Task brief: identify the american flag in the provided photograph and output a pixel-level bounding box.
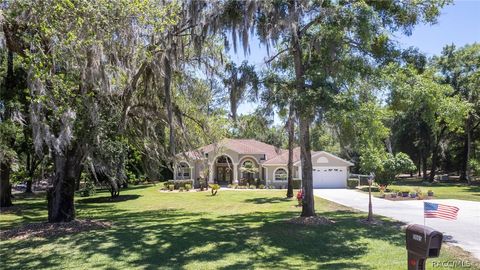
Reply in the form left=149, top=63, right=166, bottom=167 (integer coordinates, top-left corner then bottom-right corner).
left=424, top=202, right=459, bottom=220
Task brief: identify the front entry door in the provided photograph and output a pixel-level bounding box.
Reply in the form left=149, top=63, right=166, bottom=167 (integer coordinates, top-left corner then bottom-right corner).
left=216, top=167, right=232, bottom=184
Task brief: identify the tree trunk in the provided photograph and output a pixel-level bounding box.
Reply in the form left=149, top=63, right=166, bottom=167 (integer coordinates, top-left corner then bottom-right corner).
left=286, top=102, right=295, bottom=198
left=429, top=127, right=446, bottom=182
left=47, top=145, right=83, bottom=223
left=0, top=162, right=13, bottom=207
left=465, top=124, right=472, bottom=185
left=460, top=118, right=473, bottom=185
left=422, top=154, right=428, bottom=181
left=417, top=151, right=421, bottom=177
left=289, top=0, right=315, bottom=217
left=300, top=116, right=315, bottom=217
left=164, top=54, right=175, bottom=157
left=25, top=152, right=33, bottom=193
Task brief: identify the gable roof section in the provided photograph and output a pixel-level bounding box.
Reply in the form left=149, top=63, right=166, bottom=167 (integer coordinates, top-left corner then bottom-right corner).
left=179, top=139, right=283, bottom=161
left=262, top=147, right=302, bottom=165
left=293, top=151, right=354, bottom=166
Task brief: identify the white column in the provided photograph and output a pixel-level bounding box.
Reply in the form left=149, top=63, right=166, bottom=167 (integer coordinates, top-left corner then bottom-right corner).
left=208, top=163, right=214, bottom=183
left=233, top=163, right=238, bottom=184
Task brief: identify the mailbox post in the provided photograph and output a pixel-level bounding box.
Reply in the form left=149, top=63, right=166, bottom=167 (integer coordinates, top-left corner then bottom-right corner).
left=406, top=224, right=443, bottom=270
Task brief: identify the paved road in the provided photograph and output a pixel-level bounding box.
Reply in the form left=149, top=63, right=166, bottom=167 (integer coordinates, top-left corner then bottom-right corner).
left=314, top=189, right=480, bottom=260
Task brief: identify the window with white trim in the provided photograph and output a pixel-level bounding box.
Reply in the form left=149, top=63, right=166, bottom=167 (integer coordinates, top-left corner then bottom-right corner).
left=176, top=162, right=190, bottom=179
left=274, top=168, right=287, bottom=181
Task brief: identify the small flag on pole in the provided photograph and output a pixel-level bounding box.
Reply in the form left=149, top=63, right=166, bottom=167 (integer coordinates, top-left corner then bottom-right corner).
left=424, top=202, right=459, bottom=220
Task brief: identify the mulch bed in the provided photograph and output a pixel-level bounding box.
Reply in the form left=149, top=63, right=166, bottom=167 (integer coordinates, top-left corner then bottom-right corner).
left=380, top=196, right=434, bottom=201
left=0, top=219, right=112, bottom=241
left=287, top=216, right=334, bottom=226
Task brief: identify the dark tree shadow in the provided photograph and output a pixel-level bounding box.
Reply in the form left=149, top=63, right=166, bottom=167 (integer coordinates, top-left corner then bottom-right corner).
left=77, top=194, right=141, bottom=204
left=244, top=197, right=293, bottom=204
left=1, top=202, right=409, bottom=270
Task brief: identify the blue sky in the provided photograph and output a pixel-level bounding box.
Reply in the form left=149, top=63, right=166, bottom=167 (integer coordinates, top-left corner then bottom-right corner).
left=229, top=1, right=480, bottom=121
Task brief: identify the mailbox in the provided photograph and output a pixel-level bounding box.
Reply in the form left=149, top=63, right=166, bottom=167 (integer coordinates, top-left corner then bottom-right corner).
left=406, top=224, right=443, bottom=270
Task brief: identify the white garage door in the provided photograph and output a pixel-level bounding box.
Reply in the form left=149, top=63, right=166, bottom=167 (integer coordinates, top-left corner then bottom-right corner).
left=312, top=167, right=347, bottom=188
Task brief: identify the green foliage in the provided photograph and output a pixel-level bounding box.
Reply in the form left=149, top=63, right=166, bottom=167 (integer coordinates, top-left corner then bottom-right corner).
left=347, top=179, right=359, bottom=189
left=310, top=124, right=340, bottom=154
left=209, top=184, right=220, bottom=196
left=292, top=179, right=302, bottom=189
left=164, top=180, right=194, bottom=190
left=469, top=159, right=480, bottom=176
left=362, top=152, right=416, bottom=187
left=231, top=112, right=287, bottom=148
left=184, top=184, right=192, bottom=191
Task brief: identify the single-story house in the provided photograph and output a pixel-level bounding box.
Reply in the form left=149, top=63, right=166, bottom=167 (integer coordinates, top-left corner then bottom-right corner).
left=174, top=139, right=354, bottom=188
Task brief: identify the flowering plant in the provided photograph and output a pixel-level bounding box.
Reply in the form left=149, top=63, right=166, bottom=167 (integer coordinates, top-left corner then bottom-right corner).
left=296, top=190, right=303, bottom=206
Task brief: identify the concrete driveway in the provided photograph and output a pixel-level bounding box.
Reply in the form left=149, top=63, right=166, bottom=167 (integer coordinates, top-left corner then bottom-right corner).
left=314, top=189, right=480, bottom=259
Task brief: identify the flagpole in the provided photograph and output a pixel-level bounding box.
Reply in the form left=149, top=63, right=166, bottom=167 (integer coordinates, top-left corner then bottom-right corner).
left=423, top=202, right=426, bottom=242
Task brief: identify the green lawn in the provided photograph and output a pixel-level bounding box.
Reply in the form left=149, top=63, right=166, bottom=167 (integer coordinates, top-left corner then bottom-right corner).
left=360, top=179, right=480, bottom=201
left=1, top=185, right=478, bottom=269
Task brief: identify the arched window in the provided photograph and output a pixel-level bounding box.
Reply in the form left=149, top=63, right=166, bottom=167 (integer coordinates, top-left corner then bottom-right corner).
left=177, top=162, right=190, bottom=179
left=216, top=156, right=232, bottom=164
left=274, top=168, right=287, bottom=181
left=241, top=160, right=258, bottom=180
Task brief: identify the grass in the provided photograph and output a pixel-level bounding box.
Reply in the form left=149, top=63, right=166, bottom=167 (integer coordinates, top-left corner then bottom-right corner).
left=1, top=185, right=479, bottom=269
left=359, top=178, right=480, bottom=202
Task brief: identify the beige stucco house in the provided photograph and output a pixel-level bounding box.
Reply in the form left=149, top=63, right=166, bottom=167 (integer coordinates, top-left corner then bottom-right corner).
left=174, top=139, right=354, bottom=188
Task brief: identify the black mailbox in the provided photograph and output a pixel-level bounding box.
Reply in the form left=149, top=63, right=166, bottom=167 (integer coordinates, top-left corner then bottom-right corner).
left=406, top=224, right=443, bottom=270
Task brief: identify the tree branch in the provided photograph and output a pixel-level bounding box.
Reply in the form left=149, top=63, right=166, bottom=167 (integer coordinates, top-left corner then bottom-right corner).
left=264, top=47, right=289, bottom=64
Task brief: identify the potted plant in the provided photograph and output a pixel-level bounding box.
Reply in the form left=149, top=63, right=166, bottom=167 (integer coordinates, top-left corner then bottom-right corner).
left=409, top=192, right=416, bottom=198
left=402, top=190, right=409, bottom=197
left=427, top=190, right=434, bottom=196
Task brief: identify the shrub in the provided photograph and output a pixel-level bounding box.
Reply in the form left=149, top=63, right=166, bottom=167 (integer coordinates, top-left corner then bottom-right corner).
left=361, top=149, right=416, bottom=188
left=209, top=184, right=220, bottom=196
left=292, top=179, right=302, bottom=189
left=164, top=179, right=194, bottom=189
left=185, top=184, right=192, bottom=191
left=249, top=185, right=256, bottom=189
left=469, top=159, right=480, bottom=176
left=347, top=179, right=359, bottom=189
left=168, top=184, right=174, bottom=191
left=258, top=184, right=265, bottom=189
left=80, top=180, right=96, bottom=197
left=179, top=187, right=185, bottom=192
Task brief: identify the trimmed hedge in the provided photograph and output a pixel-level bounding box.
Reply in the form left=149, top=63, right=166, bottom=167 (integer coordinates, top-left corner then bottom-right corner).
left=164, top=179, right=194, bottom=189
left=292, top=179, right=302, bottom=189
left=347, top=179, right=359, bottom=189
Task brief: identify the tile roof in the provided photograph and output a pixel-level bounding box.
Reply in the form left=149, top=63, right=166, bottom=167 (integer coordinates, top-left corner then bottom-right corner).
left=178, top=139, right=344, bottom=166
left=201, top=139, right=284, bottom=160
left=262, top=147, right=302, bottom=165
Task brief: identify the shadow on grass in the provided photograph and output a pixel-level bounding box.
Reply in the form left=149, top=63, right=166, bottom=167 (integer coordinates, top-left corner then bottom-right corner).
left=77, top=194, right=141, bottom=204
left=1, top=201, right=405, bottom=270
left=244, top=197, right=293, bottom=204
